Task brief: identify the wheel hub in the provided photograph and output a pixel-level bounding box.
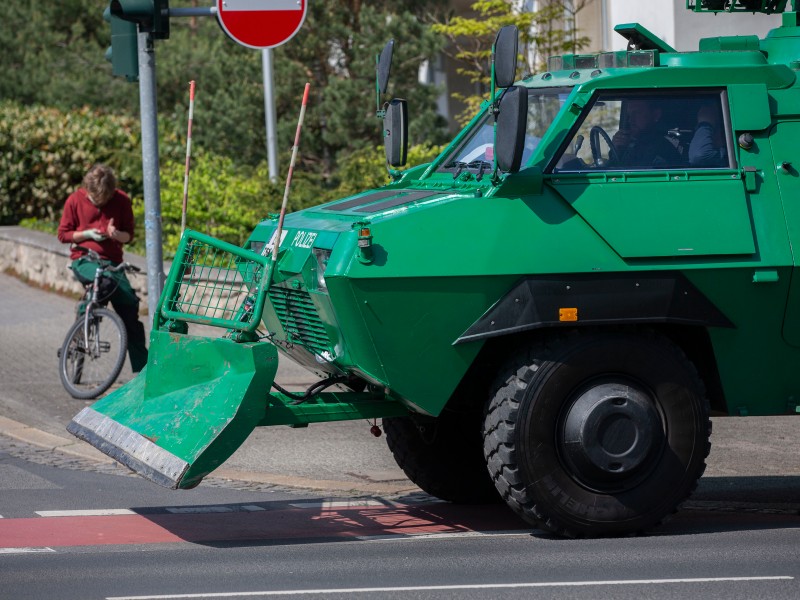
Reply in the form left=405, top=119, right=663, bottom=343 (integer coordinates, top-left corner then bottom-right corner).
left=560, top=380, right=664, bottom=488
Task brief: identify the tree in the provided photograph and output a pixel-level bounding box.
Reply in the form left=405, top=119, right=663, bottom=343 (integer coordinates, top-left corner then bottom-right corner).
left=433, top=0, right=590, bottom=125
left=0, top=1, right=449, bottom=185
left=272, top=1, right=449, bottom=179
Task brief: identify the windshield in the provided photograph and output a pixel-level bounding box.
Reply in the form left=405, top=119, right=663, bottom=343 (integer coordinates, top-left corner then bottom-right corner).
left=438, top=87, right=572, bottom=174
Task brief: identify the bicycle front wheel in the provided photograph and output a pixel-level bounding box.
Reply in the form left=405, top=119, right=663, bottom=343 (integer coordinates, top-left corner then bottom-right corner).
left=58, top=307, right=128, bottom=400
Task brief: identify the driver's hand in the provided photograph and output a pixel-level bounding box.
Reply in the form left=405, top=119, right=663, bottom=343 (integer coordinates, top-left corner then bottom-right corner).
left=612, top=129, right=632, bottom=148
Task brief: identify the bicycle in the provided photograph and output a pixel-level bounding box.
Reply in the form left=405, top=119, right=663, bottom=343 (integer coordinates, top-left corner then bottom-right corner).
left=58, top=247, right=142, bottom=400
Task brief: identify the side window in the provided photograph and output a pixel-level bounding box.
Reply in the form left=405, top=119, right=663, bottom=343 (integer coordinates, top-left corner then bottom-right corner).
left=553, top=90, right=732, bottom=172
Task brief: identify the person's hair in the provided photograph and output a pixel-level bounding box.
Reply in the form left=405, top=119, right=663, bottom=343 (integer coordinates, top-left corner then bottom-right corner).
left=83, top=164, right=117, bottom=203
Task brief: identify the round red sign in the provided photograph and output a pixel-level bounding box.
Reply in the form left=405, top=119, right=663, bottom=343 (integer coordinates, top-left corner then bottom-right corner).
left=216, top=0, right=307, bottom=50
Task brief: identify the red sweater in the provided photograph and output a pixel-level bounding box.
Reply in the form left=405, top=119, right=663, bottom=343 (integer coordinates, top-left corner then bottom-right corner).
left=57, top=188, right=135, bottom=264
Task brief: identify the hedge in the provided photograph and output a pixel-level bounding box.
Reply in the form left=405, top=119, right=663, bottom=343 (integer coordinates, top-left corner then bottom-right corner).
left=5, top=101, right=444, bottom=257
left=0, top=101, right=141, bottom=224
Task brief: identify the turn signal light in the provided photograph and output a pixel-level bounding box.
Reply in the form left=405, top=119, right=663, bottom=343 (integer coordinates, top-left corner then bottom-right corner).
left=559, top=307, right=578, bottom=322
left=358, top=227, right=372, bottom=248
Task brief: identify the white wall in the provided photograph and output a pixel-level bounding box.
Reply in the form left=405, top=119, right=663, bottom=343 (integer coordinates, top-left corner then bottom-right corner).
left=605, top=0, right=781, bottom=52
left=608, top=0, right=676, bottom=50
left=672, top=2, right=780, bottom=51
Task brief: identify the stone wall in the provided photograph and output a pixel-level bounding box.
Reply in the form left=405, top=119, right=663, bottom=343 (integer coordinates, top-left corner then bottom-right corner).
left=0, top=227, right=251, bottom=323
left=0, top=226, right=150, bottom=301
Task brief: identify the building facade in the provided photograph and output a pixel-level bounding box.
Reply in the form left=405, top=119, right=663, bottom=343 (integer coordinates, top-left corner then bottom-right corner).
left=578, top=0, right=781, bottom=52
left=435, top=0, right=783, bottom=131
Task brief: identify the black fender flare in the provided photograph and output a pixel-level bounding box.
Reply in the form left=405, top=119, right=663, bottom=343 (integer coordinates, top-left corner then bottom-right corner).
left=455, top=272, right=733, bottom=344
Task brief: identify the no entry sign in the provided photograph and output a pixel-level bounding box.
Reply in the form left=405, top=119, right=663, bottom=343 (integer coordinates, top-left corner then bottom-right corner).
left=216, top=0, right=307, bottom=49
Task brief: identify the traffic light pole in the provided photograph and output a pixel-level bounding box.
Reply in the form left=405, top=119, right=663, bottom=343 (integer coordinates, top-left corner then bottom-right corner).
left=137, top=30, right=165, bottom=319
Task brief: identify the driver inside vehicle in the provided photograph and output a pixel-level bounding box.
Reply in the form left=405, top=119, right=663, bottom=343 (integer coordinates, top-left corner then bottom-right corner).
left=611, top=99, right=682, bottom=168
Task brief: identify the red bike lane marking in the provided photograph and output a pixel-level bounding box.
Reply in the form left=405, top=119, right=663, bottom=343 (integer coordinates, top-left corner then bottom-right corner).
left=0, top=503, right=527, bottom=549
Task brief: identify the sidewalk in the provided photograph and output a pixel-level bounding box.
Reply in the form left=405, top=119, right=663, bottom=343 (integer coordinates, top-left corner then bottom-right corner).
left=1, top=227, right=799, bottom=503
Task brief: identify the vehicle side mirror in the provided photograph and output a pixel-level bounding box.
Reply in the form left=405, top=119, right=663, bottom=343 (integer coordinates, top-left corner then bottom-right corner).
left=494, top=25, right=519, bottom=89
left=383, top=98, right=408, bottom=167
left=378, top=40, right=394, bottom=94
left=496, top=86, right=527, bottom=173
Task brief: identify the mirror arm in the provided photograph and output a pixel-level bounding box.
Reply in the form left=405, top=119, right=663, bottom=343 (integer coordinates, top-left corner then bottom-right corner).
left=375, top=53, right=385, bottom=119
left=387, top=168, right=403, bottom=181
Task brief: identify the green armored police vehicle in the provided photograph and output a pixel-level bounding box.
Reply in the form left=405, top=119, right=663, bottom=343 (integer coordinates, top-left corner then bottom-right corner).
left=69, top=0, right=799, bottom=537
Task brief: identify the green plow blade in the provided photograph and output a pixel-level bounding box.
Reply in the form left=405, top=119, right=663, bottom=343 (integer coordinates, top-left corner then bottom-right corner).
left=67, top=330, right=278, bottom=489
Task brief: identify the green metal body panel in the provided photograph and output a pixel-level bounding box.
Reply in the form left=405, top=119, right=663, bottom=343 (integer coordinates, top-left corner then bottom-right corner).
left=260, top=391, right=410, bottom=426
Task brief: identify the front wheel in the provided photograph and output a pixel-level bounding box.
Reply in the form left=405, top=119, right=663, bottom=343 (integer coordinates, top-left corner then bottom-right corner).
left=59, top=307, right=128, bottom=400
left=384, top=411, right=500, bottom=504
left=483, top=331, right=710, bottom=538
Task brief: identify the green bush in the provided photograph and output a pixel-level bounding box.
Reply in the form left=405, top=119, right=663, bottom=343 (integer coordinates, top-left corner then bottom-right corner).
left=334, top=143, right=444, bottom=198
left=5, top=101, right=448, bottom=258
left=0, top=101, right=141, bottom=224
left=145, top=143, right=444, bottom=257
left=137, top=152, right=277, bottom=257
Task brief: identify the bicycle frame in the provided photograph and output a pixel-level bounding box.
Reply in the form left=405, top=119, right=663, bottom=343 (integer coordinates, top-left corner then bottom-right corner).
left=79, top=266, right=105, bottom=359
left=76, top=252, right=132, bottom=359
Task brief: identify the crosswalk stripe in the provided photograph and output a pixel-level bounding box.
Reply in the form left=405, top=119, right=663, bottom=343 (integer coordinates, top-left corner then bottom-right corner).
left=36, top=509, right=135, bottom=517
left=0, top=547, right=55, bottom=554
left=289, top=500, right=384, bottom=509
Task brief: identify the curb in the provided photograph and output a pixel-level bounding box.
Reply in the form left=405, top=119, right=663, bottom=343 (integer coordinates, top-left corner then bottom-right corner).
left=0, top=415, right=114, bottom=464
left=0, top=415, right=419, bottom=497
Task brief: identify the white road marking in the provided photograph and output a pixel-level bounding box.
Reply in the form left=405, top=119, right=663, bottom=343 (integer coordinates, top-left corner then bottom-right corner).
left=356, top=530, right=532, bottom=542
left=34, top=506, right=267, bottom=517
left=0, top=547, right=55, bottom=554
left=107, top=576, right=795, bottom=599
left=166, top=506, right=235, bottom=514
left=288, top=500, right=384, bottom=509
left=36, top=509, right=135, bottom=517
left=166, top=505, right=266, bottom=514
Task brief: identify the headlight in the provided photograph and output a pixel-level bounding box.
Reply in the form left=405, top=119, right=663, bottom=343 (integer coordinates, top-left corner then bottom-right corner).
left=248, top=240, right=265, bottom=255
left=312, top=248, right=331, bottom=292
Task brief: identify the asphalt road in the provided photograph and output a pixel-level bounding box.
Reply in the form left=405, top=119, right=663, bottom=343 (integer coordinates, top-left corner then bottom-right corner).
left=1, top=436, right=799, bottom=600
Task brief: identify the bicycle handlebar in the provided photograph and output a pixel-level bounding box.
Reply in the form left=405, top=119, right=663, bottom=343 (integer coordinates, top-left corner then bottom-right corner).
left=71, top=245, right=144, bottom=275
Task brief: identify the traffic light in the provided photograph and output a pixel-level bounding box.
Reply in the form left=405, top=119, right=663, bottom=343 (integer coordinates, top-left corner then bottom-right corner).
left=110, top=0, right=170, bottom=40
left=104, top=6, right=139, bottom=82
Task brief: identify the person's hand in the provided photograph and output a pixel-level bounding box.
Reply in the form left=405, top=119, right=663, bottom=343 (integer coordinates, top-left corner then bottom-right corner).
left=106, top=218, right=129, bottom=243
left=80, top=229, right=107, bottom=242
left=612, top=129, right=632, bottom=148
left=107, top=218, right=119, bottom=241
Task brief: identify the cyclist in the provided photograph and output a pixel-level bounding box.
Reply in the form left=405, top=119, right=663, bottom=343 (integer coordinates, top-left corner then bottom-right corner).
left=57, top=164, right=148, bottom=373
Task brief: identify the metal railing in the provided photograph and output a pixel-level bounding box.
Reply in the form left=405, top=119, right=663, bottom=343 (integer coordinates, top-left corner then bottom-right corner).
left=157, top=230, right=270, bottom=333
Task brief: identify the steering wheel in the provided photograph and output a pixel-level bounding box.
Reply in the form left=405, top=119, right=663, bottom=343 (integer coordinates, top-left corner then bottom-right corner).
left=589, top=126, right=619, bottom=167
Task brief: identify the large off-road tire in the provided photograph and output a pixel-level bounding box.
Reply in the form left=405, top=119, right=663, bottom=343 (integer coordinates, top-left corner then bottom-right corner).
left=483, top=331, right=711, bottom=537
left=384, top=411, right=501, bottom=504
